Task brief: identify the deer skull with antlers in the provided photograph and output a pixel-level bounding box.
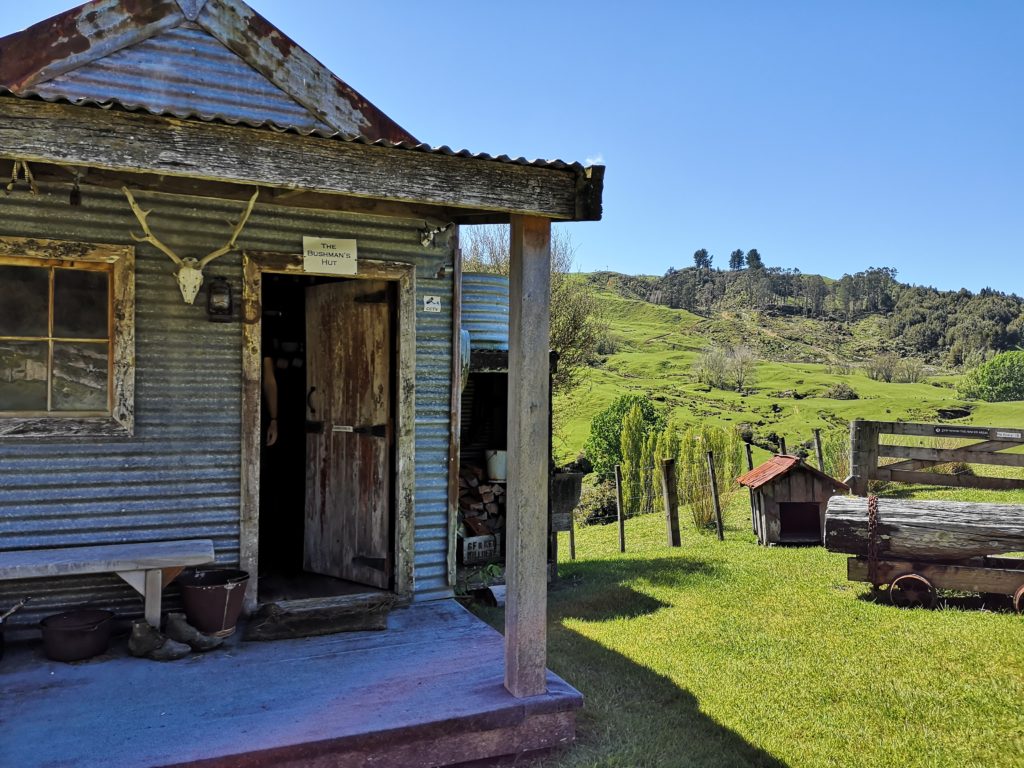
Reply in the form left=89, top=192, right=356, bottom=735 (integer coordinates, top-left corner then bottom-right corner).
left=122, top=187, right=260, bottom=304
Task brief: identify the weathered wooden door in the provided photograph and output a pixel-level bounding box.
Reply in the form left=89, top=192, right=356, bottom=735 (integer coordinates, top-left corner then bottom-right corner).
left=304, top=280, right=392, bottom=589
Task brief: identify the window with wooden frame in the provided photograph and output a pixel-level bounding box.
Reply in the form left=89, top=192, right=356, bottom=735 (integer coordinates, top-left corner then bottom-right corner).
left=0, top=237, right=134, bottom=437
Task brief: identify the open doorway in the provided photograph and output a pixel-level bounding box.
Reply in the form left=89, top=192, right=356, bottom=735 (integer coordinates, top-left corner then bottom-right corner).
left=257, top=273, right=397, bottom=603
left=777, top=501, right=823, bottom=544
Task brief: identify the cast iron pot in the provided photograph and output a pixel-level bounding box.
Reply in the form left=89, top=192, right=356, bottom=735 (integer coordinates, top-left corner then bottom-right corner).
left=40, top=609, right=114, bottom=662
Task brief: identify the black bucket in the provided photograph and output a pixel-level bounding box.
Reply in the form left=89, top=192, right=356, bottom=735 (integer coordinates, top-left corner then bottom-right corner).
left=177, top=569, right=249, bottom=637
left=40, top=609, right=114, bottom=662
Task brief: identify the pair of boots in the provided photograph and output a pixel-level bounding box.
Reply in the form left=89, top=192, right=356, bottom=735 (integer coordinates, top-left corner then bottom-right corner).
left=129, top=613, right=223, bottom=661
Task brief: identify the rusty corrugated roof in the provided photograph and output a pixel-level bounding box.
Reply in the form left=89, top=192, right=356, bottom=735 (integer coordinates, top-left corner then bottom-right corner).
left=0, top=0, right=594, bottom=174
left=0, top=0, right=415, bottom=143
left=736, top=455, right=849, bottom=491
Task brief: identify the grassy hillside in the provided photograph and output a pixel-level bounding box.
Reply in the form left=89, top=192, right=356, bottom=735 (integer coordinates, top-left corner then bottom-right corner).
left=554, top=284, right=1019, bottom=464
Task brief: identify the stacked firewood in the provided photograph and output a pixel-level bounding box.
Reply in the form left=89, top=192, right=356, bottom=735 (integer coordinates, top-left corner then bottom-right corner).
left=458, top=464, right=506, bottom=535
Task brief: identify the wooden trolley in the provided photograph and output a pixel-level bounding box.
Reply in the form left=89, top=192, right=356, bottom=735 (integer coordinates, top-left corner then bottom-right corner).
left=826, top=495, right=1024, bottom=612
left=846, top=554, right=1024, bottom=612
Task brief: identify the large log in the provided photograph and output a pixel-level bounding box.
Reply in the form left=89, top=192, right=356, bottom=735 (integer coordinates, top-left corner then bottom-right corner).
left=825, top=496, right=1024, bottom=561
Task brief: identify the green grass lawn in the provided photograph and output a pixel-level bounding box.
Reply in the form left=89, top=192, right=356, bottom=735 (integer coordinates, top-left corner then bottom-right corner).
left=474, top=492, right=1024, bottom=768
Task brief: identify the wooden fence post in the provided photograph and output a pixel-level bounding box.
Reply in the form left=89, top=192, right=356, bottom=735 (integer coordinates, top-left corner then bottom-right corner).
left=779, top=437, right=787, bottom=455
left=706, top=451, right=724, bottom=541
left=661, top=458, right=681, bottom=547
left=848, top=420, right=877, bottom=496
left=813, top=428, right=825, bottom=472
left=614, top=464, right=626, bottom=553
left=744, top=443, right=756, bottom=534
left=568, top=519, right=576, bottom=561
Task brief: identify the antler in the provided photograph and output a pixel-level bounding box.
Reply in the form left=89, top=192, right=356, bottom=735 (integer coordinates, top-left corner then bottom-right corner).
left=198, top=188, right=260, bottom=269
left=122, top=186, right=260, bottom=304
left=122, top=187, right=185, bottom=268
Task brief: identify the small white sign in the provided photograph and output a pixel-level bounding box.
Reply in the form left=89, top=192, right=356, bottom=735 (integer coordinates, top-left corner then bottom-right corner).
left=423, top=296, right=442, bottom=313
left=303, top=237, right=357, bottom=275
left=996, top=431, right=1022, bottom=440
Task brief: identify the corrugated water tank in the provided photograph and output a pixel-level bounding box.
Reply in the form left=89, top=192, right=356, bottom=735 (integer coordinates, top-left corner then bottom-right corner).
left=461, top=273, right=509, bottom=350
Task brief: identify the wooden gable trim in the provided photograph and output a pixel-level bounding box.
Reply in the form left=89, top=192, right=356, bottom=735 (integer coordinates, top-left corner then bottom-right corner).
left=0, top=99, right=601, bottom=221
left=0, top=1, right=185, bottom=91
left=195, top=0, right=414, bottom=141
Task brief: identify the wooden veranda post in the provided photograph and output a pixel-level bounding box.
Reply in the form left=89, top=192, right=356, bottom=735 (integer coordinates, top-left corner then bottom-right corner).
left=505, top=215, right=551, bottom=699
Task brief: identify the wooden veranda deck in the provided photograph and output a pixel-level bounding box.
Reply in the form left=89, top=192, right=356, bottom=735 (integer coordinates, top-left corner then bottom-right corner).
left=0, top=600, right=581, bottom=768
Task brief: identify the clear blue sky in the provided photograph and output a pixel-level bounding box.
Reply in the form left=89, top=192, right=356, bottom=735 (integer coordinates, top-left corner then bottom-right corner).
left=4, top=1, right=1022, bottom=293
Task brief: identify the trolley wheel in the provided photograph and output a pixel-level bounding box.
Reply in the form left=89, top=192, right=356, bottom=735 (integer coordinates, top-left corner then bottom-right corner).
left=1014, top=584, right=1024, bottom=615
left=889, top=573, right=936, bottom=609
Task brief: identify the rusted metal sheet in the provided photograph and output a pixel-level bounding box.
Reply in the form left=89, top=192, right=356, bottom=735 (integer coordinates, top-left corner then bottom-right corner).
left=27, top=23, right=334, bottom=134
left=0, top=0, right=414, bottom=141
left=736, top=455, right=801, bottom=489
left=0, top=0, right=184, bottom=92
left=737, top=454, right=849, bottom=492
left=0, top=184, right=455, bottom=628
left=461, top=273, right=510, bottom=351
left=195, top=0, right=414, bottom=142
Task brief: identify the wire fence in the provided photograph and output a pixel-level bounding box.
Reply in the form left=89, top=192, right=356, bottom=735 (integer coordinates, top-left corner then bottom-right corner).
left=600, top=427, right=851, bottom=553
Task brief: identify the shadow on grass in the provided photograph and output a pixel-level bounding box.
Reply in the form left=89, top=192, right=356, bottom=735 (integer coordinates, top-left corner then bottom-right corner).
left=550, top=556, right=720, bottom=623
left=470, top=556, right=787, bottom=768
left=559, top=554, right=722, bottom=590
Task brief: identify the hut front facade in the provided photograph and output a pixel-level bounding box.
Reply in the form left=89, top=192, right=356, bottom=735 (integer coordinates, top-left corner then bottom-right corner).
left=0, top=1, right=603, bottom=765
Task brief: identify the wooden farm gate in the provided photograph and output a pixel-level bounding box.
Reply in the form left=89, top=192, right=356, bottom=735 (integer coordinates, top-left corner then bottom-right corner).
left=847, top=420, right=1024, bottom=496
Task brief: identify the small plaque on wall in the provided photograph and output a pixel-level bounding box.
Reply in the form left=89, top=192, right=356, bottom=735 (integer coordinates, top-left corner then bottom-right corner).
left=303, top=237, right=357, bottom=275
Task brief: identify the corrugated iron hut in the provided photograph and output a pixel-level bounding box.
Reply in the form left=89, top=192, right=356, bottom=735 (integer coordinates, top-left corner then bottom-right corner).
left=0, top=1, right=604, bottom=764
left=737, top=455, right=849, bottom=545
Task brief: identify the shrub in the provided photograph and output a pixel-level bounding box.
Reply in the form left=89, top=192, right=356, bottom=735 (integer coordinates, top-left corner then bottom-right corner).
left=620, top=404, right=646, bottom=517
left=824, top=382, right=859, bottom=400
left=959, top=350, right=1024, bottom=402
left=693, top=344, right=759, bottom=391
left=584, top=394, right=664, bottom=481
left=827, top=360, right=854, bottom=375
left=576, top=479, right=618, bottom=525
left=865, top=353, right=899, bottom=382
left=895, top=357, right=925, bottom=383
left=818, top=429, right=851, bottom=481
left=865, top=354, right=926, bottom=383
left=673, top=423, right=743, bottom=530
left=692, top=347, right=729, bottom=389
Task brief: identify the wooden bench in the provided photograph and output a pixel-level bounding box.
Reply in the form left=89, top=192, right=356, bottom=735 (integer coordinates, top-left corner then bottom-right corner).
left=0, top=540, right=215, bottom=627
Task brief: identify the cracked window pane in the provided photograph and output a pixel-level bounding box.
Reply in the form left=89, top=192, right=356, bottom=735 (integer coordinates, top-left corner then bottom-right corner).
left=0, top=341, right=49, bottom=410
left=52, top=342, right=108, bottom=411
